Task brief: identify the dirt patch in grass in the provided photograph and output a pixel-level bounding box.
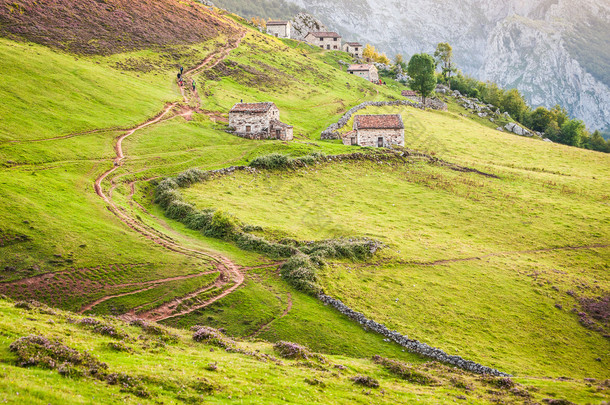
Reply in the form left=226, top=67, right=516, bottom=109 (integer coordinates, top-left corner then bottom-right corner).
left=0, top=0, right=237, bottom=55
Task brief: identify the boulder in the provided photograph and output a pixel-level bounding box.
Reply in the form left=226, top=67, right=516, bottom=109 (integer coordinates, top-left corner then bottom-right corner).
left=478, top=112, right=487, bottom=118
left=496, top=127, right=504, bottom=132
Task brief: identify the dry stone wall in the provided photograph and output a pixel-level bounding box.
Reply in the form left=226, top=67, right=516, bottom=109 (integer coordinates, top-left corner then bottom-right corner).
left=318, top=294, right=510, bottom=376
left=321, top=99, right=447, bottom=140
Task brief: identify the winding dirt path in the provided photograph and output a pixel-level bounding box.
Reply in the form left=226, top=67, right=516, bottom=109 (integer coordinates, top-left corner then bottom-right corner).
left=248, top=292, right=293, bottom=338
left=90, top=30, right=249, bottom=320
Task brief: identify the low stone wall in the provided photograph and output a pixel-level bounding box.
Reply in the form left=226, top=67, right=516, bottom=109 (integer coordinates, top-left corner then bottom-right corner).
left=321, top=99, right=447, bottom=140
left=318, top=294, right=510, bottom=376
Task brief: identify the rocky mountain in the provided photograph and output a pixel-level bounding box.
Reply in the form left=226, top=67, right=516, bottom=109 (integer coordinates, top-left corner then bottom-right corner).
left=282, top=0, right=610, bottom=131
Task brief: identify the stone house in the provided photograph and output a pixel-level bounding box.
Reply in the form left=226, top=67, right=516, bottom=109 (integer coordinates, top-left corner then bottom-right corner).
left=347, top=64, right=379, bottom=82
left=342, top=114, right=404, bottom=147
left=229, top=102, right=293, bottom=141
left=266, top=20, right=291, bottom=38
left=342, top=42, right=363, bottom=59
left=304, top=31, right=342, bottom=50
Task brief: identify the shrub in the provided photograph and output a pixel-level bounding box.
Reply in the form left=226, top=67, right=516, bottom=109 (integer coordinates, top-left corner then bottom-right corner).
left=192, top=326, right=236, bottom=350
left=166, top=200, right=195, bottom=221
left=273, top=341, right=314, bottom=360
left=350, top=375, right=379, bottom=388
left=233, top=232, right=297, bottom=258
left=249, top=153, right=291, bottom=170
left=176, top=168, right=209, bottom=187
left=280, top=254, right=321, bottom=295
left=205, top=210, right=240, bottom=238
left=155, top=188, right=183, bottom=210
left=9, top=335, right=107, bottom=374
left=183, top=210, right=214, bottom=231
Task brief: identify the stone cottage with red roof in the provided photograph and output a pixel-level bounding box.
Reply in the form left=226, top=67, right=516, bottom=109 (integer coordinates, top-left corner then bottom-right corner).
left=305, top=31, right=342, bottom=50
left=229, top=102, right=293, bottom=141
left=342, top=114, right=404, bottom=147
left=347, top=64, right=379, bottom=82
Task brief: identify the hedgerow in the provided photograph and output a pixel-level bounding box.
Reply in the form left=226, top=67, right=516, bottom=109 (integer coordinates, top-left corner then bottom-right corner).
left=155, top=157, right=383, bottom=295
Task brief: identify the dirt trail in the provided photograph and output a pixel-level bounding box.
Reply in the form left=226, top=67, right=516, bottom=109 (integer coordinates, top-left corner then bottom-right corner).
left=90, top=30, right=250, bottom=320
left=248, top=292, right=293, bottom=338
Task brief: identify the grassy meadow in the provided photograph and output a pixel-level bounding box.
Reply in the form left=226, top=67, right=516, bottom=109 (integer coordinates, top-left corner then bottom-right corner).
left=0, top=299, right=607, bottom=404
left=0, top=1, right=609, bottom=402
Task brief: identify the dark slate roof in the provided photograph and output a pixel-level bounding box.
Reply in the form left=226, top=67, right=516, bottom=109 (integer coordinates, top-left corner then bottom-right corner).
left=267, top=20, right=290, bottom=26
left=308, top=31, right=341, bottom=38
left=348, top=64, right=375, bottom=71
left=354, top=114, right=404, bottom=130
left=230, top=102, right=276, bottom=113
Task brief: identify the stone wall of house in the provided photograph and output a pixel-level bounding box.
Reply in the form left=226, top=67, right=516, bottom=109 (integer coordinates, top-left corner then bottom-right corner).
left=349, top=70, right=371, bottom=81
left=343, top=45, right=363, bottom=59
left=228, top=107, right=279, bottom=136
left=357, top=128, right=404, bottom=147
left=306, top=35, right=341, bottom=50
left=318, top=294, right=510, bottom=376
left=267, top=24, right=290, bottom=38
left=321, top=100, right=447, bottom=140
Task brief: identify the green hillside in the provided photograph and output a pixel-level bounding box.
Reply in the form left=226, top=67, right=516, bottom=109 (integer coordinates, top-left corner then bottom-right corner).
left=0, top=0, right=609, bottom=403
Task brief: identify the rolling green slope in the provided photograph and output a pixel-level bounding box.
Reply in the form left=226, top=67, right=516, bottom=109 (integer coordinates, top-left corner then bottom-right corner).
left=0, top=0, right=609, bottom=402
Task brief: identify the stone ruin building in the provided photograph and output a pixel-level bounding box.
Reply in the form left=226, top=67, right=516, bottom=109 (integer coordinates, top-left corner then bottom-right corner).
left=228, top=102, right=293, bottom=141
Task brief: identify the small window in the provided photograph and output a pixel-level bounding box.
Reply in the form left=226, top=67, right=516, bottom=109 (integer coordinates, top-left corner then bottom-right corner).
left=350, top=137, right=356, bottom=145
left=334, top=38, right=337, bottom=41
left=320, top=45, right=324, bottom=48
left=334, top=45, right=338, bottom=49
left=245, top=125, right=251, bottom=133
left=319, top=37, right=323, bottom=41
left=355, top=47, right=359, bottom=51
left=377, top=137, right=384, bottom=147
left=276, top=129, right=281, bottom=137
left=327, top=45, right=330, bottom=50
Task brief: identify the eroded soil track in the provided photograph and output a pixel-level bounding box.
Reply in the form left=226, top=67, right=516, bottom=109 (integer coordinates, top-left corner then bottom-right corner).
left=89, top=30, right=249, bottom=321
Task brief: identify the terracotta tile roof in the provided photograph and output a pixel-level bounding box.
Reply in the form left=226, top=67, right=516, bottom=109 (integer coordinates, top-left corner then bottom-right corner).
left=308, top=31, right=341, bottom=38
left=402, top=90, right=419, bottom=97
left=354, top=114, right=404, bottom=130
left=267, top=20, right=289, bottom=26
left=230, top=102, right=276, bottom=113
left=346, top=42, right=362, bottom=47
left=348, top=64, right=375, bottom=71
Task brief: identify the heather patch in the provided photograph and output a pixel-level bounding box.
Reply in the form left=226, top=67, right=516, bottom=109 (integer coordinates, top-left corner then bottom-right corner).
left=9, top=335, right=107, bottom=378
left=350, top=375, right=380, bottom=388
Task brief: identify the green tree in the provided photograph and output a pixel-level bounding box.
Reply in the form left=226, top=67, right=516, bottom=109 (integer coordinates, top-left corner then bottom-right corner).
left=529, top=107, right=555, bottom=132
left=407, top=53, right=437, bottom=105
left=588, top=130, right=610, bottom=152
left=559, top=119, right=586, bottom=147
left=434, top=42, right=455, bottom=82
left=550, top=105, right=570, bottom=127
left=500, top=89, right=529, bottom=122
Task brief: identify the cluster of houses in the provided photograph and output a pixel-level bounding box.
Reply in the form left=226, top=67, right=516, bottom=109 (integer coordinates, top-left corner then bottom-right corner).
left=228, top=102, right=404, bottom=148
left=265, top=21, right=378, bottom=83
left=224, top=21, right=407, bottom=148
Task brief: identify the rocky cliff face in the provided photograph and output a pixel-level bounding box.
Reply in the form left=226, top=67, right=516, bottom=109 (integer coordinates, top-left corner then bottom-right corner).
left=283, top=0, right=610, bottom=131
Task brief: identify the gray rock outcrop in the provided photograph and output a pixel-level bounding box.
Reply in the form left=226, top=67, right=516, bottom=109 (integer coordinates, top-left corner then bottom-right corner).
left=290, top=12, right=328, bottom=41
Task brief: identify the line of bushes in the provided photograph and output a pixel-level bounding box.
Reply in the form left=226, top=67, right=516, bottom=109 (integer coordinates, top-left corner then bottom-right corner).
left=154, top=155, right=382, bottom=295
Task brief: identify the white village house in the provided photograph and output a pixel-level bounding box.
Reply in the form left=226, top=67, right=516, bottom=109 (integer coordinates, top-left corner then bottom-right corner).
left=266, top=20, right=291, bottom=38
left=342, top=42, right=363, bottom=59
left=342, top=114, right=404, bottom=148
left=304, top=31, right=342, bottom=50
left=347, top=64, right=379, bottom=82
left=229, top=102, right=293, bottom=141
